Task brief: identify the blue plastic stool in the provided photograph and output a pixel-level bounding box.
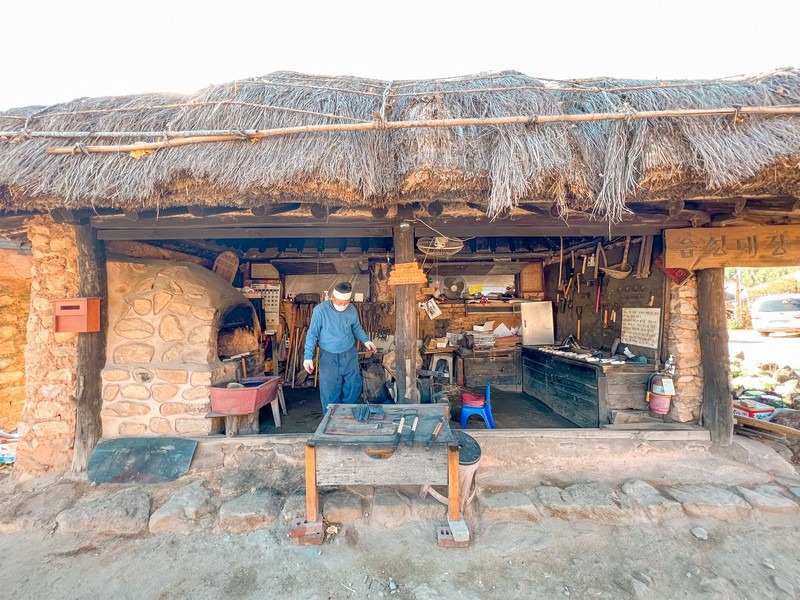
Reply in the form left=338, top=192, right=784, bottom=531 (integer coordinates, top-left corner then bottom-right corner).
left=460, top=382, right=496, bottom=429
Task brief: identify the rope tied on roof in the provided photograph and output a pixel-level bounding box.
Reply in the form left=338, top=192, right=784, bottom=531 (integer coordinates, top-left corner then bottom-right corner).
left=375, top=80, right=394, bottom=129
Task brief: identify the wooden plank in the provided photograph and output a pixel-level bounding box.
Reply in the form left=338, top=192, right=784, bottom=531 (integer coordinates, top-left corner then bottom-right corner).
left=698, top=269, right=733, bottom=446
left=97, top=226, right=393, bottom=240
left=315, top=444, right=449, bottom=486
left=71, top=223, right=108, bottom=472
left=735, top=415, right=800, bottom=438
left=664, top=224, right=800, bottom=269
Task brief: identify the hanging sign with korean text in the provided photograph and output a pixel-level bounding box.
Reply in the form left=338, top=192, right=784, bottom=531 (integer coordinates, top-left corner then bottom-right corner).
left=664, top=225, right=800, bottom=269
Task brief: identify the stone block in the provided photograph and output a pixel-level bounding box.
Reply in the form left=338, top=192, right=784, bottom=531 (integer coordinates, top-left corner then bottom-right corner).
left=103, top=369, right=131, bottom=382
left=188, top=325, right=213, bottom=344
left=735, top=485, right=799, bottom=514
left=182, top=387, right=210, bottom=400
left=57, top=488, right=151, bottom=535
left=118, top=422, right=148, bottom=436
left=114, top=318, right=155, bottom=340
left=132, top=367, right=155, bottom=383
left=369, top=488, right=411, bottom=529
left=159, top=315, right=185, bottom=342
left=102, top=401, right=150, bottom=418
left=152, top=383, right=179, bottom=402
left=103, top=384, right=120, bottom=401
left=175, top=417, right=211, bottom=434
left=665, top=485, right=752, bottom=521
left=536, top=483, right=629, bottom=524
left=323, top=491, right=365, bottom=524
left=281, top=489, right=307, bottom=525
left=155, top=369, right=189, bottom=384
left=153, top=291, right=172, bottom=314
left=191, top=307, right=217, bottom=321
left=219, top=489, right=281, bottom=533
left=114, top=343, right=155, bottom=364
left=133, top=298, right=152, bottom=315
left=149, top=481, right=215, bottom=534
left=149, top=417, right=172, bottom=434
left=621, top=480, right=684, bottom=520
left=161, top=344, right=184, bottom=363
left=478, top=491, right=541, bottom=522
left=120, top=384, right=151, bottom=400
left=168, top=301, right=191, bottom=315
left=190, top=371, right=213, bottom=386
left=31, top=420, right=71, bottom=437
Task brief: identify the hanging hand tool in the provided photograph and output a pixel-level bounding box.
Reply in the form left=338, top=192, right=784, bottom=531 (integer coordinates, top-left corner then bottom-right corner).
left=576, top=306, right=583, bottom=341
left=365, top=416, right=405, bottom=459
left=425, top=416, right=446, bottom=451
left=596, top=272, right=605, bottom=313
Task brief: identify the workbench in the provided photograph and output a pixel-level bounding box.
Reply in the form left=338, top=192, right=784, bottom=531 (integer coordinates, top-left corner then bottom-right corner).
left=291, top=403, right=469, bottom=547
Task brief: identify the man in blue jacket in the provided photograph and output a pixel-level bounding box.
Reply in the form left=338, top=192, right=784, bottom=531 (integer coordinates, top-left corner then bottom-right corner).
left=303, top=282, right=377, bottom=411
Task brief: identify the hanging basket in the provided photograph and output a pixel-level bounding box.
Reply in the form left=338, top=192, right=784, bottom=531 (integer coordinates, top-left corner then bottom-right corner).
left=599, top=237, right=632, bottom=280
left=416, top=236, right=464, bottom=258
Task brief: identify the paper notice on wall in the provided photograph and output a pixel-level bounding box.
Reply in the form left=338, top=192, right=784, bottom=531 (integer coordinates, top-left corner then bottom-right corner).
left=620, top=308, right=661, bottom=349
left=424, top=298, right=442, bottom=320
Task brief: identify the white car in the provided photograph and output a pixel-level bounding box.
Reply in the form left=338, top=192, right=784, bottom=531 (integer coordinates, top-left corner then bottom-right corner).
left=750, top=294, right=800, bottom=337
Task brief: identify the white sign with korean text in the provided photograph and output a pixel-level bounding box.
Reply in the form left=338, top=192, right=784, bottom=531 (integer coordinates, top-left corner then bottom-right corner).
left=620, top=308, right=661, bottom=349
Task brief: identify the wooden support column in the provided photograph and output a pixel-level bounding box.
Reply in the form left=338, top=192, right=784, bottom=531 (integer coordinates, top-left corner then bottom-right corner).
left=697, top=268, right=733, bottom=446
left=394, top=206, right=418, bottom=403
left=71, top=224, right=108, bottom=471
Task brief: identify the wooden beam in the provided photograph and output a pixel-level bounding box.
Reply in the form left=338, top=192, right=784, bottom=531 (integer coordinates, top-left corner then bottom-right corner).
left=667, top=199, right=685, bottom=217
left=250, top=203, right=302, bottom=217
left=394, top=205, right=418, bottom=403
left=426, top=201, right=444, bottom=217
left=71, top=224, right=108, bottom=471
left=310, top=204, right=342, bottom=220
left=187, top=205, right=241, bottom=217
left=697, top=268, right=733, bottom=446
left=97, top=226, right=394, bottom=240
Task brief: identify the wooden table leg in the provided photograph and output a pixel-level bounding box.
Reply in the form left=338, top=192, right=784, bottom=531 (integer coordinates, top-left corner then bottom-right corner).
left=447, top=445, right=460, bottom=521
left=270, top=399, right=282, bottom=427
left=225, top=415, right=239, bottom=438
left=305, top=444, right=318, bottom=522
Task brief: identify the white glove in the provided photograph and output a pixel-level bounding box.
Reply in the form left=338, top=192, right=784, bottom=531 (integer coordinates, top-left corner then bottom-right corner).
left=364, top=341, right=378, bottom=353
left=303, top=359, right=314, bottom=374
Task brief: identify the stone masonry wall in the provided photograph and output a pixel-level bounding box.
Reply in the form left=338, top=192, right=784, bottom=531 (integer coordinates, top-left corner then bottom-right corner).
left=667, top=277, right=704, bottom=422
left=101, top=259, right=257, bottom=438
left=15, top=216, right=80, bottom=472
left=0, top=248, right=33, bottom=431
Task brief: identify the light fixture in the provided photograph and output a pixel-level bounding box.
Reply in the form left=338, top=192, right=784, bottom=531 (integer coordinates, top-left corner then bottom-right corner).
left=398, top=221, right=411, bottom=232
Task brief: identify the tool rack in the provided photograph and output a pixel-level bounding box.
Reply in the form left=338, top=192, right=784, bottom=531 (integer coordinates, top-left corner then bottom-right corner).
left=290, top=403, right=469, bottom=547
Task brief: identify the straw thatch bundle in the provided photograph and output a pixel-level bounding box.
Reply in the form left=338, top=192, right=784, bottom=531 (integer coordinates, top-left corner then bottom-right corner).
left=0, top=69, right=799, bottom=221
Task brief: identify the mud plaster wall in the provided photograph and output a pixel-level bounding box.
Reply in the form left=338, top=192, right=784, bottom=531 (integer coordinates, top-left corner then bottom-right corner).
left=101, top=258, right=259, bottom=438
left=666, top=277, right=704, bottom=422
left=15, top=216, right=79, bottom=472
left=0, top=249, right=33, bottom=430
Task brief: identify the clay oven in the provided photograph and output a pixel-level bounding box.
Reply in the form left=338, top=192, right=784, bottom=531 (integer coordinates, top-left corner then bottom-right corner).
left=101, top=258, right=261, bottom=438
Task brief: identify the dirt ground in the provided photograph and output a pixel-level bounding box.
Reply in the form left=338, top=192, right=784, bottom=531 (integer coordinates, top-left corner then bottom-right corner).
left=1, top=438, right=800, bottom=600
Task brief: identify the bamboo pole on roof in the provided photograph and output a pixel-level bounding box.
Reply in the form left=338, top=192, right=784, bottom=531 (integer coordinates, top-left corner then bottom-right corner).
left=43, top=103, right=800, bottom=155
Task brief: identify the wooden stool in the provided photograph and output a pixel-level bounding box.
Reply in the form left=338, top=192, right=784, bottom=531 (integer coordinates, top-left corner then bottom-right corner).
left=431, top=354, right=454, bottom=384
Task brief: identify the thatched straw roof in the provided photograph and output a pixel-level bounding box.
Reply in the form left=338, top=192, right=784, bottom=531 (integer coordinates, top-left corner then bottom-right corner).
left=1, top=69, right=799, bottom=221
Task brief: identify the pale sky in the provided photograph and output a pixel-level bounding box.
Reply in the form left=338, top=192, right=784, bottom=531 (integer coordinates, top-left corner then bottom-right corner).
left=1, top=0, right=798, bottom=111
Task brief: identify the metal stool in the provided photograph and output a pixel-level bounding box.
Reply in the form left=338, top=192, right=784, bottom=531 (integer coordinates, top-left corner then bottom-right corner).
left=431, top=354, right=454, bottom=384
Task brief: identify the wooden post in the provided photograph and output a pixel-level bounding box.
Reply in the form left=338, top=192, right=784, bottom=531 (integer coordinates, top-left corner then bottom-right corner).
left=394, top=206, right=418, bottom=403
left=447, top=445, right=460, bottom=521
left=71, top=223, right=108, bottom=471
left=697, top=268, right=733, bottom=446
left=305, top=444, right=318, bottom=522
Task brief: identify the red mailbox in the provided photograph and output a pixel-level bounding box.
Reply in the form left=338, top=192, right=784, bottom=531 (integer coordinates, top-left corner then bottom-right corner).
left=53, top=297, right=101, bottom=333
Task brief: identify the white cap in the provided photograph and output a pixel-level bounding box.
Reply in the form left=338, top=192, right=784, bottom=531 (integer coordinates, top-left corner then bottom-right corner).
left=332, top=282, right=353, bottom=301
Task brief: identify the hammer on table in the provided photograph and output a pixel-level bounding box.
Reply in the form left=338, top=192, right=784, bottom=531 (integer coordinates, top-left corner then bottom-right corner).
left=365, top=416, right=405, bottom=459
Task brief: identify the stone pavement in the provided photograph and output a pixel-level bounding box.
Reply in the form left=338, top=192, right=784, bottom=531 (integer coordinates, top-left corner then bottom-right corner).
left=0, top=433, right=798, bottom=537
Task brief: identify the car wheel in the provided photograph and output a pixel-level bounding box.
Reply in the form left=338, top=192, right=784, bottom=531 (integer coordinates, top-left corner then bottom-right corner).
left=758, top=331, right=770, bottom=337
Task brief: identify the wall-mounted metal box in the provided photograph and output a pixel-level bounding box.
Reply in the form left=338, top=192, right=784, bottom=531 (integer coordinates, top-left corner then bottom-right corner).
left=53, top=297, right=101, bottom=333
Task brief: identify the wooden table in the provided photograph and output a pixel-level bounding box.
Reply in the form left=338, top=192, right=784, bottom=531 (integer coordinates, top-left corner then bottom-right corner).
left=291, top=403, right=468, bottom=546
